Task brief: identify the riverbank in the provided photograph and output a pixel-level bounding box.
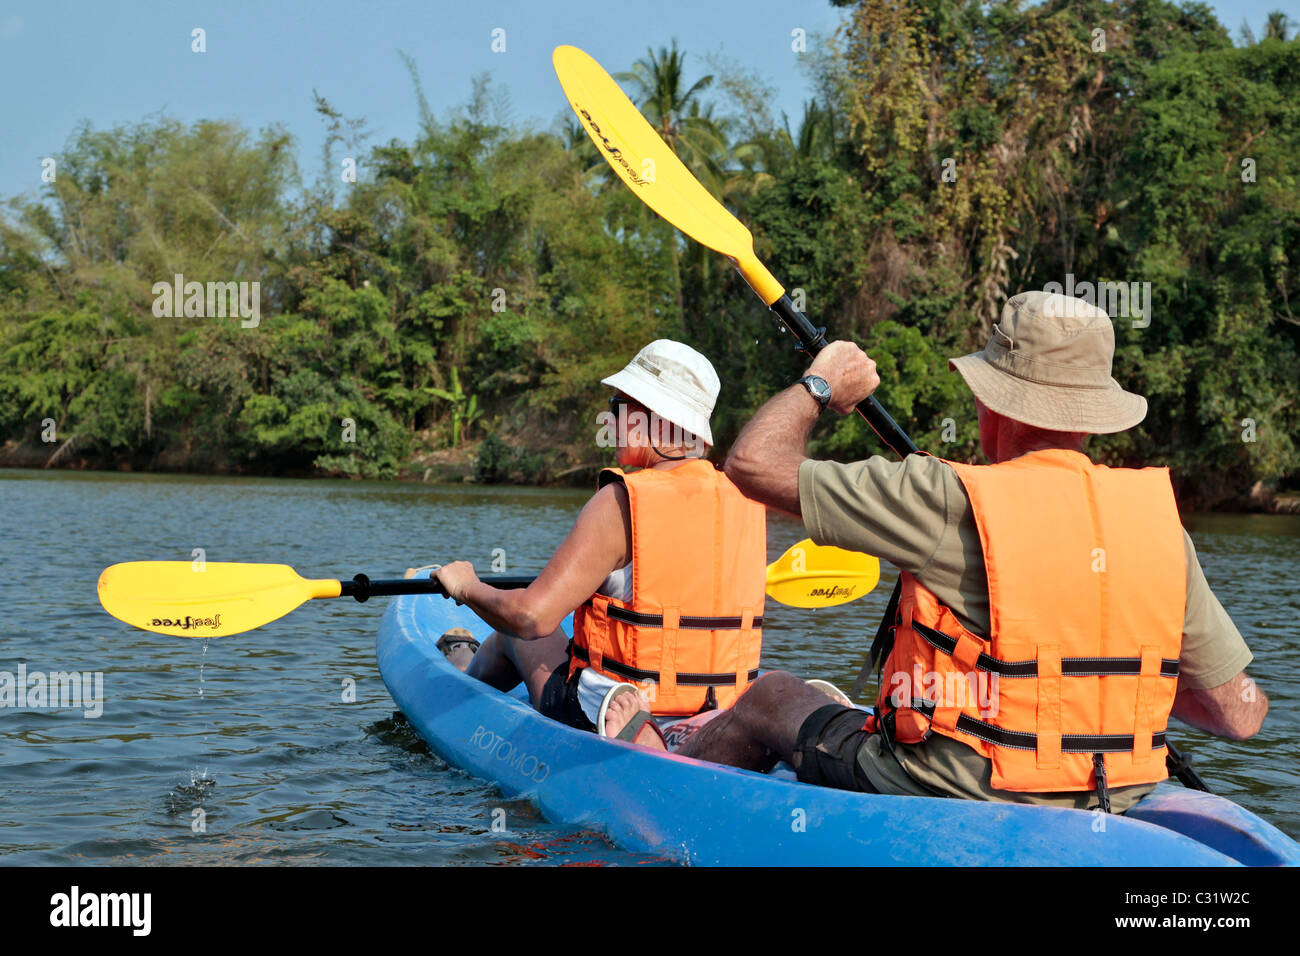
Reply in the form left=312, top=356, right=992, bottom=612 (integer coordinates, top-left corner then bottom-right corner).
left=0, top=433, right=610, bottom=489
left=5, top=436, right=1299, bottom=513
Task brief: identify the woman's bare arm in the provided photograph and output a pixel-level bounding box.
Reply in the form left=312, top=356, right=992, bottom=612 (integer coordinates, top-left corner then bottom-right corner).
left=434, top=483, right=632, bottom=639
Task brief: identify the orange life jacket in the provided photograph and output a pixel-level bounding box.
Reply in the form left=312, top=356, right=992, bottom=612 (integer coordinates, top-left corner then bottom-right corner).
left=569, top=459, right=766, bottom=716
left=874, top=449, right=1186, bottom=793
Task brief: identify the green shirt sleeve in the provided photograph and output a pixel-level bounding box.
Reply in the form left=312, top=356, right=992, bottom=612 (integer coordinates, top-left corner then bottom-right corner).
left=797, top=455, right=951, bottom=576
left=1177, top=530, right=1252, bottom=689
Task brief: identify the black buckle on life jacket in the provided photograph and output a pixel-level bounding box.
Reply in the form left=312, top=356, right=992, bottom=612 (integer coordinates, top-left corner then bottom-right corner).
left=697, top=686, right=719, bottom=714
left=878, top=706, right=899, bottom=756
left=1093, top=753, right=1112, bottom=814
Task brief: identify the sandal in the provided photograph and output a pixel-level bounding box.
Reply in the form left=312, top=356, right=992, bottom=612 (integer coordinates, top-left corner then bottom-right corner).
left=404, top=564, right=442, bottom=579
left=597, top=683, right=667, bottom=745
left=806, top=678, right=854, bottom=706
left=436, top=627, right=481, bottom=657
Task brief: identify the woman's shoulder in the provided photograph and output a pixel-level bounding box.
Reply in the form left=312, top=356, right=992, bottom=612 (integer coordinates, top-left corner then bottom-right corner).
left=585, top=477, right=631, bottom=521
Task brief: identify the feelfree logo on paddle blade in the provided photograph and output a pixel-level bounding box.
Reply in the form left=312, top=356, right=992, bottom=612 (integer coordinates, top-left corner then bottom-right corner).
left=553, top=44, right=788, bottom=307
left=807, top=585, right=856, bottom=601
left=764, top=539, right=880, bottom=608
left=147, top=613, right=224, bottom=631
left=573, top=105, right=651, bottom=186
left=553, top=47, right=757, bottom=257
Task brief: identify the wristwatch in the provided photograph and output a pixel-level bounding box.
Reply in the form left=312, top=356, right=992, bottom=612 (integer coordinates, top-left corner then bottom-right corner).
left=797, top=375, right=831, bottom=409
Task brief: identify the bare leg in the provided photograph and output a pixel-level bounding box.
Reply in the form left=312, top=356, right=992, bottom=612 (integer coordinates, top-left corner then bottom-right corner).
left=467, top=626, right=571, bottom=710
left=464, top=632, right=524, bottom=691
left=405, top=564, right=570, bottom=709
left=675, top=672, right=835, bottom=772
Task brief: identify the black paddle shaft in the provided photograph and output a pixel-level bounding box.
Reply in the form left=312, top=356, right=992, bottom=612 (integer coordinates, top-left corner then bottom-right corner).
left=1165, top=741, right=1212, bottom=792
left=341, top=573, right=534, bottom=602
left=769, top=294, right=919, bottom=458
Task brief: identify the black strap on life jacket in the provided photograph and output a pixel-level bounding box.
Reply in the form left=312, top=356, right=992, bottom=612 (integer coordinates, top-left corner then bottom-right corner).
left=850, top=577, right=902, bottom=700
left=900, top=697, right=1169, bottom=754
left=1093, top=753, right=1112, bottom=813
left=580, top=598, right=763, bottom=631
left=570, top=643, right=760, bottom=686
left=912, top=621, right=1181, bottom=678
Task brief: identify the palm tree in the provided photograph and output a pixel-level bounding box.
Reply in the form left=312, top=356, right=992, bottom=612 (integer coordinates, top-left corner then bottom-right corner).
left=616, top=40, right=730, bottom=196
left=731, top=99, right=840, bottom=198
left=1240, top=11, right=1291, bottom=44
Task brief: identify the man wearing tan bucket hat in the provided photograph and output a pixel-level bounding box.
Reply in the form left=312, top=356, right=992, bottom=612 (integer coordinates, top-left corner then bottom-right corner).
left=674, top=291, right=1268, bottom=811
left=948, top=291, right=1148, bottom=434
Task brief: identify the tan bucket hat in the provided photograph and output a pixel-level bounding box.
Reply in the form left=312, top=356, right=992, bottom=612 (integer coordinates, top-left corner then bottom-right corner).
left=948, top=291, right=1147, bottom=434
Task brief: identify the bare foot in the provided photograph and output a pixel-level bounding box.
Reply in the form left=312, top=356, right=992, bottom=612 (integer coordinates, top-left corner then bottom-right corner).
left=603, top=690, right=667, bottom=751
left=436, top=627, right=479, bottom=673
left=442, top=642, right=476, bottom=672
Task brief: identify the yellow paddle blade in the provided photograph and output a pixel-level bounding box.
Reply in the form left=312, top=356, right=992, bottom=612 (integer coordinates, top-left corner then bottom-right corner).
left=97, top=562, right=342, bottom=638
left=765, top=539, right=881, bottom=609
left=553, top=45, right=785, bottom=306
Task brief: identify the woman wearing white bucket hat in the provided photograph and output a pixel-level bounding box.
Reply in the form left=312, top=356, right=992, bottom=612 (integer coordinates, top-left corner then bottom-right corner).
left=599, top=338, right=718, bottom=450
left=427, top=341, right=767, bottom=747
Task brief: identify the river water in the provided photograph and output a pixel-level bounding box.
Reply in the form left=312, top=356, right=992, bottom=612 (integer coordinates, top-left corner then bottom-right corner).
left=1, top=469, right=1295, bottom=864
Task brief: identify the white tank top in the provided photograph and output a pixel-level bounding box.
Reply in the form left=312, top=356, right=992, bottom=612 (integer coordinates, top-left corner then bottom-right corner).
left=597, top=562, right=633, bottom=603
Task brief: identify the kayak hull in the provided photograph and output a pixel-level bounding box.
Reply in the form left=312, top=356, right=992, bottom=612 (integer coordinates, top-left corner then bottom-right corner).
left=377, top=593, right=1298, bottom=866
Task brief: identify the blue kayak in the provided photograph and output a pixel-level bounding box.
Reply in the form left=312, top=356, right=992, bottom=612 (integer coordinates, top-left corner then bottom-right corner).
left=377, top=592, right=1300, bottom=866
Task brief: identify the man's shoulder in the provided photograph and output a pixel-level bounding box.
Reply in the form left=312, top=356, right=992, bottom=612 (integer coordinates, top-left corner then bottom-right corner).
left=806, top=450, right=963, bottom=480
left=798, top=452, right=964, bottom=517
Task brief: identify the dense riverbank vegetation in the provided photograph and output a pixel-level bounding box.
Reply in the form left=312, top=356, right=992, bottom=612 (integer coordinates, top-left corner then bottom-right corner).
left=2, top=1, right=1297, bottom=509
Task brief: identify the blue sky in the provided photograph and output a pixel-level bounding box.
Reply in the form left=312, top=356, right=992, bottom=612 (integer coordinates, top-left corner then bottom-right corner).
left=1, top=0, right=1296, bottom=202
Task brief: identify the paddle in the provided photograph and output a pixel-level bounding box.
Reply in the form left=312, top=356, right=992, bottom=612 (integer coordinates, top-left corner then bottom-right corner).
left=765, top=538, right=879, bottom=608
left=553, top=45, right=916, bottom=459
left=555, top=44, right=1211, bottom=794
left=97, top=539, right=880, bottom=639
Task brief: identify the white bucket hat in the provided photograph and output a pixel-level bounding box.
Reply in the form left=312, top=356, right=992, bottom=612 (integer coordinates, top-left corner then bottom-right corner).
left=601, top=340, right=719, bottom=446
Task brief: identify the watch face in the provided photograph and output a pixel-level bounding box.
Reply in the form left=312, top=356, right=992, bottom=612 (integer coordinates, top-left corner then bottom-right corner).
left=805, top=376, right=830, bottom=404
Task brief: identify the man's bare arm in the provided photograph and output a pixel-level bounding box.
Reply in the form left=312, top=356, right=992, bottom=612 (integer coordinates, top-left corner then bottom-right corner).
left=724, top=341, right=881, bottom=517
left=724, top=385, right=821, bottom=517
left=1170, top=670, right=1268, bottom=740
